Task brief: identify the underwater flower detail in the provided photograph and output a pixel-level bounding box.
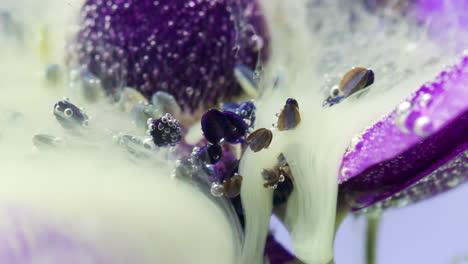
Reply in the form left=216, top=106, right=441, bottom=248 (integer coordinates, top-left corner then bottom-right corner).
left=197, top=144, right=223, bottom=165
left=262, top=168, right=285, bottom=189
left=53, top=99, right=89, bottom=130
left=207, top=152, right=244, bottom=198
left=73, top=0, right=270, bottom=111
left=147, top=113, right=182, bottom=147
left=201, top=109, right=248, bottom=144
left=222, top=100, right=257, bottom=129
left=201, top=109, right=229, bottom=144
left=277, top=98, right=301, bottom=131
left=324, top=67, right=375, bottom=107
left=223, top=173, right=244, bottom=198
left=340, top=56, right=468, bottom=211
left=247, top=128, right=273, bottom=152
left=261, top=153, right=293, bottom=192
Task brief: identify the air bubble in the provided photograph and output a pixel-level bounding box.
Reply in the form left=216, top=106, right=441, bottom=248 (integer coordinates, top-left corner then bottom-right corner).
left=414, top=116, right=432, bottom=136
left=210, top=182, right=224, bottom=197
left=185, top=87, right=194, bottom=96
left=64, top=108, right=73, bottom=117
left=396, top=101, right=411, bottom=114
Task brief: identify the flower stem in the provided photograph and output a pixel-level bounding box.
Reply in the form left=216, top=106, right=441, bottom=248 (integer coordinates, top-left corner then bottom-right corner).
left=365, top=214, right=380, bottom=264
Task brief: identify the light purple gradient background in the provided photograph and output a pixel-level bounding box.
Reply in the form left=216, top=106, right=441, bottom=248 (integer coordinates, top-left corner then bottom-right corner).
left=271, top=183, right=468, bottom=263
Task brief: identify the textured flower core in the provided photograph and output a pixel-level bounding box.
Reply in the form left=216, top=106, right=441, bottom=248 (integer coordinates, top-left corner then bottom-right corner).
left=73, top=0, right=269, bottom=112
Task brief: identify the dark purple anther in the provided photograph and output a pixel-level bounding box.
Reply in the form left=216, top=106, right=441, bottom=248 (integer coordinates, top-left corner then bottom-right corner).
left=201, top=109, right=228, bottom=144
left=197, top=144, right=223, bottom=164
left=147, top=113, right=182, bottom=147
left=53, top=100, right=89, bottom=130
left=223, top=111, right=248, bottom=143
left=74, top=0, right=270, bottom=111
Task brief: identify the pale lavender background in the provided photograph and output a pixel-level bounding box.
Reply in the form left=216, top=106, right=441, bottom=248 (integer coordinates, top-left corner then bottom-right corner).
left=271, top=183, right=468, bottom=264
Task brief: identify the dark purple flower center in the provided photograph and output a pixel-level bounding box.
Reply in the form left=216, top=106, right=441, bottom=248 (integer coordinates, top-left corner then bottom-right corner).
left=73, top=0, right=269, bottom=111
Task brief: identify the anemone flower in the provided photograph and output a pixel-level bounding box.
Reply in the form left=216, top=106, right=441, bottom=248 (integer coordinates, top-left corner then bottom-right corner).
left=0, top=0, right=467, bottom=264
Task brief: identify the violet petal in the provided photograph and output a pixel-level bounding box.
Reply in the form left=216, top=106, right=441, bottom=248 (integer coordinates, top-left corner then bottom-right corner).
left=340, top=56, right=468, bottom=210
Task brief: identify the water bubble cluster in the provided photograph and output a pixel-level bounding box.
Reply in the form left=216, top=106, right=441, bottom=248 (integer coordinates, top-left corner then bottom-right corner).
left=147, top=113, right=182, bottom=147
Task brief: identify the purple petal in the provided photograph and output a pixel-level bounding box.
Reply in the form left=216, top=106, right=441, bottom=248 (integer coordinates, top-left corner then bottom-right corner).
left=340, top=56, right=468, bottom=210
left=0, top=208, right=124, bottom=264
left=73, top=0, right=270, bottom=111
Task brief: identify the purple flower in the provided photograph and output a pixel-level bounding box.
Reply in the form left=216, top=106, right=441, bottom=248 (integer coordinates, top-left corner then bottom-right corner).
left=72, top=0, right=269, bottom=112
